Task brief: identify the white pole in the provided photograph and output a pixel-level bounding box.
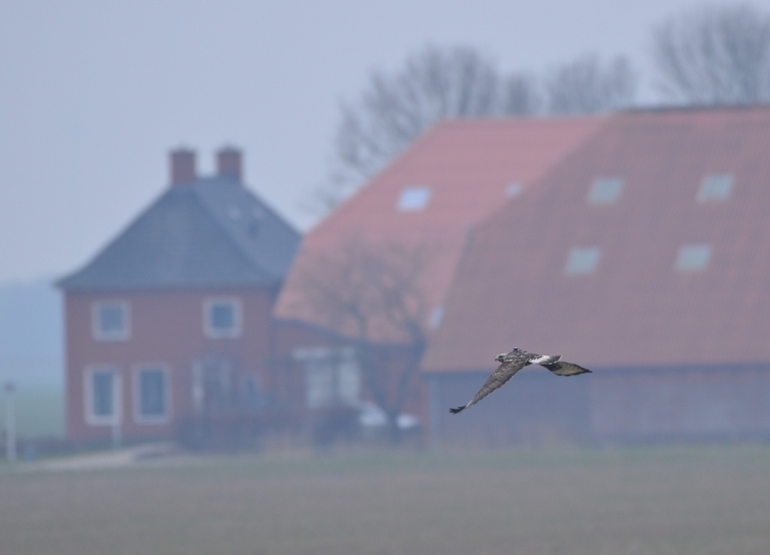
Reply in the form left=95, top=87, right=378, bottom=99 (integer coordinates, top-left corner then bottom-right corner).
left=4, top=382, right=16, bottom=464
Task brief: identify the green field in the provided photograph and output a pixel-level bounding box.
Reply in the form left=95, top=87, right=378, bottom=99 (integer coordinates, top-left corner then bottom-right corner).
left=1, top=444, right=770, bottom=555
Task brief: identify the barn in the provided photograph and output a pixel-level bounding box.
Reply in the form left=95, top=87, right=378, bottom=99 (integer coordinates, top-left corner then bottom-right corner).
left=273, top=116, right=604, bottom=433
left=423, top=107, right=770, bottom=446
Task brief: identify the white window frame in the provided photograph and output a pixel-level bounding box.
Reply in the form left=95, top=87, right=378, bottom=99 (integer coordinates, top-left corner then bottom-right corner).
left=92, top=301, right=130, bottom=341
left=84, top=366, right=122, bottom=426
left=132, top=364, right=172, bottom=425
left=397, top=186, right=431, bottom=211
left=203, top=297, right=243, bottom=338
left=565, top=247, right=601, bottom=275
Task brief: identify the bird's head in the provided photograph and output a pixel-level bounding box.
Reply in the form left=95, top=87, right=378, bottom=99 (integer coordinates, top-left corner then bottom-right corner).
left=495, top=353, right=506, bottom=363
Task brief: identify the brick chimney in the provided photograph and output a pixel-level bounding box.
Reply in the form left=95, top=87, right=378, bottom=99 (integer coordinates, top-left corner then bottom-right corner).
left=217, top=146, right=242, bottom=183
left=170, top=148, right=196, bottom=185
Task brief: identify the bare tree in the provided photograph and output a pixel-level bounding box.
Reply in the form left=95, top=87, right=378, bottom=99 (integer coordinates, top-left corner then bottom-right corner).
left=308, top=45, right=638, bottom=217
left=546, top=54, right=638, bottom=114
left=309, top=45, right=532, bottom=214
left=297, top=241, right=431, bottom=442
left=502, top=72, right=542, bottom=115
left=652, top=4, right=770, bottom=105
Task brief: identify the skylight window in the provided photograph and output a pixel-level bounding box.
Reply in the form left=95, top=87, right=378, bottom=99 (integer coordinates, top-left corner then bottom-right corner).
left=506, top=182, right=523, bottom=198
left=676, top=244, right=711, bottom=272
left=588, top=177, right=624, bottom=204
left=565, top=247, right=601, bottom=275
left=697, top=174, right=733, bottom=202
left=397, top=187, right=431, bottom=211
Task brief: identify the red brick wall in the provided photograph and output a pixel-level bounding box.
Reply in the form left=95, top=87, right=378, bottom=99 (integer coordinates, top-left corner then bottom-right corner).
left=64, top=287, right=276, bottom=441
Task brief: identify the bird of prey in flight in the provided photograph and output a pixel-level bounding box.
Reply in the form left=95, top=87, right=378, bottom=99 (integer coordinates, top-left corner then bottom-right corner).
left=449, top=348, right=592, bottom=414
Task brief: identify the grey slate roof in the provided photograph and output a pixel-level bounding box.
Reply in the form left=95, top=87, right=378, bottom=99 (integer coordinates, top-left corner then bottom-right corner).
left=58, top=176, right=300, bottom=291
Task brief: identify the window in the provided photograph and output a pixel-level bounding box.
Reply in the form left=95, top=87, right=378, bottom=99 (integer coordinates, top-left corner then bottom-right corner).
left=698, top=174, right=733, bottom=202
left=93, top=301, right=129, bottom=341
left=676, top=244, right=711, bottom=272
left=397, top=187, right=431, bottom=211
left=588, top=177, right=624, bottom=204
left=133, top=366, right=170, bottom=424
left=565, top=247, right=601, bottom=275
left=429, top=305, right=444, bottom=329
left=192, top=360, right=232, bottom=414
left=204, top=298, right=242, bottom=338
left=506, top=182, right=523, bottom=198
left=241, top=374, right=265, bottom=410
left=295, top=347, right=360, bottom=409
left=85, top=367, right=120, bottom=425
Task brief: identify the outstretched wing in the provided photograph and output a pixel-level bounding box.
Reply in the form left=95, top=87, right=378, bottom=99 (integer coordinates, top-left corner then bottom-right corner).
left=449, top=357, right=527, bottom=414
left=541, top=360, right=592, bottom=376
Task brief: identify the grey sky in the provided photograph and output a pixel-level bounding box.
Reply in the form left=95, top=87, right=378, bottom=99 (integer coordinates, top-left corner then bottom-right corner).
left=0, top=0, right=747, bottom=283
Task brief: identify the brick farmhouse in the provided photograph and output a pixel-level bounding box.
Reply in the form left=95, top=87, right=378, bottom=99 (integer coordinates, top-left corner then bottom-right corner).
left=58, top=148, right=300, bottom=443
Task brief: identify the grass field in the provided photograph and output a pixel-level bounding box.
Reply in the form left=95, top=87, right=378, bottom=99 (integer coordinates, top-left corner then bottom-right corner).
left=0, top=385, right=64, bottom=439
left=1, top=443, right=770, bottom=555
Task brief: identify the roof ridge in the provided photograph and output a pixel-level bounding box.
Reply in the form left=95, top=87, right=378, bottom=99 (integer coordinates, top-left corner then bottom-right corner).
left=622, top=103, right=770, bottom=115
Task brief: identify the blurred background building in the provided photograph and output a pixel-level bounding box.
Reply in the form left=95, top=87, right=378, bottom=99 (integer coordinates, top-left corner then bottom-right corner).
left=54, top=106, right=770, bottom=448
left=57, top=148, right=300, bottom=444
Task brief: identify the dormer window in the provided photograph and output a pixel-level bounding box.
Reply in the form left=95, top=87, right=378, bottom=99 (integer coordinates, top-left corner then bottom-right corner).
left=697, top=174, right=733, bottom=202
left=204, top=298, right=242, bottom=338
left=588, top=177, right=623, bottom=204
left=676, top=244, right=711, bottom=272
left=93, top=301, right=130, bottom=341
left=397, top=187, right=431, bottom=211
left=565, top=247, right=601, bottom=275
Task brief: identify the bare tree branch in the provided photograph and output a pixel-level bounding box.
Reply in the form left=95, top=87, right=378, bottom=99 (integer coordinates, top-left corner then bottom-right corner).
left=652, top=4, right=770, bottom=105
left=501, top=72, right=542, bottom=115
left=296, top=241, right=432, bottom=441
left=308, top=44, right=525, bottom=214
left=306, top=45, right=638, bottom=218
left=546, top=54, right=638, bottom=114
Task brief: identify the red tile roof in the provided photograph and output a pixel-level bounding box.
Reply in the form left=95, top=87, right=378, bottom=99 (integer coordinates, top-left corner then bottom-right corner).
left=275, top=116, right=604, bottom=339
left=422, top=107, right=770, bottom=372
